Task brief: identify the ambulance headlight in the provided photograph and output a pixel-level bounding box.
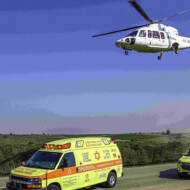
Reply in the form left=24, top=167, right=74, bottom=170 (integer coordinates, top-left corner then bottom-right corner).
left=28, top=178, right=41, bottom=184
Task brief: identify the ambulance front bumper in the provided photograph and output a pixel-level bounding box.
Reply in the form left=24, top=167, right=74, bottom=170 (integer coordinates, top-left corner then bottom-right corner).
left=177, top=162, right=190, bottom=174
left=6, top=182, right=46, bottom=190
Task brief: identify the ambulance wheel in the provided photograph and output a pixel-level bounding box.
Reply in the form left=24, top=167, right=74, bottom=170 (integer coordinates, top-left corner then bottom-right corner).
left=105, top=172, right=117, bottom=188
left=178, top=172, right=186, bottom=178
left=47, top=184, right=60, bottom=190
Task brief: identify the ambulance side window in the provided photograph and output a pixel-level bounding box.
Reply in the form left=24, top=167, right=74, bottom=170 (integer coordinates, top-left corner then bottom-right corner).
left=59, top=152, right=76, bottom=168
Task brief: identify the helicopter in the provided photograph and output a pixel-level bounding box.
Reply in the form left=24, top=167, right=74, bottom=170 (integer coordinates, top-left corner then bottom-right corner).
left=92, top=0, right=190, bottom=60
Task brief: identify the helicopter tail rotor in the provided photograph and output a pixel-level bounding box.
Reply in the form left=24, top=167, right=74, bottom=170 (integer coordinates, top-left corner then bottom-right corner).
left=158, top=8, right=190, bottom=23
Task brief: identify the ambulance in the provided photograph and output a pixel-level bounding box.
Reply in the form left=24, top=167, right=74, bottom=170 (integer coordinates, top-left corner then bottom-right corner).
left=7, top=137, right=123, bottom=190
left=177, top=148, right=190, bottom=177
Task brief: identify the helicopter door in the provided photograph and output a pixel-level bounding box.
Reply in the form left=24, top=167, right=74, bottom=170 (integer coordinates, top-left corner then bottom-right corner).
left=147, top=30, right=152, bottom=46
left=147, top=31, right=168, bottom=48
left=138, top=30, right=147, bottom=46
left=160, top=32, right=168, bottom=48
left=151, top=31, right=161, bottom=47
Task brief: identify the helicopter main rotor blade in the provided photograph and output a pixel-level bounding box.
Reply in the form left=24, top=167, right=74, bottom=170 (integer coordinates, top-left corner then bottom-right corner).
left=129, top=0, right=153, bottom=23
left=158, top=8, right=190, bottom=23
left=92, top=24, right=149, bottom=38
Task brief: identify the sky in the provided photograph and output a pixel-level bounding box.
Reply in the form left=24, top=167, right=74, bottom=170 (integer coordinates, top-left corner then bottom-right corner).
left=0, top=0, right=190, bottom=134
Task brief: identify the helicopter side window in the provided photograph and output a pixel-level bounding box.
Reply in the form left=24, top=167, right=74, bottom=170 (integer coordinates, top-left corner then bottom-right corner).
left=139, top=30, right=146, bottom=37
left=160, top=32, right=165, bottom=39
left=148, top=30, right=152, bottom=38
left=153, top=31, right=160, bottom=39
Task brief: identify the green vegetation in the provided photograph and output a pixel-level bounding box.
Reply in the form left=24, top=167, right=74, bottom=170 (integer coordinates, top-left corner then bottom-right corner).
left=118, top=141, right=186, bottom=167
left=0, top=133, right=189, bottom=177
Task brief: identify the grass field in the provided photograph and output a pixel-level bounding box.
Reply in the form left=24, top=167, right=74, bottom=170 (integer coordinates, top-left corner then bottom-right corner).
left=0, top=177, right=7, bottom=190
left=1, top=163, right=189, bottom=190
left=0, top=133, right=189, bottom=145
left=0, top=134, right=155, bottom=145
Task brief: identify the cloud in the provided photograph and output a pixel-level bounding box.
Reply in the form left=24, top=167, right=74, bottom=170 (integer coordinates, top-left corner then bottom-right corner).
left=1, top=101, right=190, bottom=134
left=18, top=93, right=190, bottom=117
left=1, top=70, right=190, bottom=100
left=0, top=99, right=63, bottom=119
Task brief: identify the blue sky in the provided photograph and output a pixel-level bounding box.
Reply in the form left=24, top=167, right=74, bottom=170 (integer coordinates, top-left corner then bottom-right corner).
left=0, top=0, right=190, bottom=134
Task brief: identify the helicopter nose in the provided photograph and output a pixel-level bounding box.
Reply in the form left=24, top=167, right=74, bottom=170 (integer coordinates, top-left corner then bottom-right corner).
left=115, top=39, right=122, bottom=48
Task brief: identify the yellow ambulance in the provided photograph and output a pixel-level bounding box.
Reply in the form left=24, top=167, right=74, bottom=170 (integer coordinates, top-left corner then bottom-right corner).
left=7, top=137, right=123, bottom=190
left=177, top=148, right=190, bottom=177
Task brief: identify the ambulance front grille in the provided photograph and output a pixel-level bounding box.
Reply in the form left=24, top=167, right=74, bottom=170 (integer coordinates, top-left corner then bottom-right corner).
left=181, top=163, right=190, bottom=170
left=11, top=175, right=29, bottom=182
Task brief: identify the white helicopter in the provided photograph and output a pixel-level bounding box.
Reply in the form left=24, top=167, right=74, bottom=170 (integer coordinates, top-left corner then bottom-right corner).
left=92, top=0, right=190, bottom=60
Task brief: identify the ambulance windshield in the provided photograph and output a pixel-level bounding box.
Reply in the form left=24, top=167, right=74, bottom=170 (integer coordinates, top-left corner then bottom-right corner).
left=25, top=151, right=62, bottom=170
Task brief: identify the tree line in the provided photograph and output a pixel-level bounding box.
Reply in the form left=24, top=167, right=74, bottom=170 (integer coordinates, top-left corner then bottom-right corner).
left=0, top=140, right=187, bottom=176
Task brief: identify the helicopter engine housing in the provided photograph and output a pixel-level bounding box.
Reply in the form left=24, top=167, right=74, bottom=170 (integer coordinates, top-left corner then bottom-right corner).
left=164, top=26, right=179, bottom=36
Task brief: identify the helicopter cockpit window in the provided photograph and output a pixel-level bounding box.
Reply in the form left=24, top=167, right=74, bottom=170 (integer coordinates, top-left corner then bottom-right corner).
left=126, top=31, right=138, bottom=37
left=139, top=30, right=146, bottom=37
left=153, top=31, right=160, bottom=39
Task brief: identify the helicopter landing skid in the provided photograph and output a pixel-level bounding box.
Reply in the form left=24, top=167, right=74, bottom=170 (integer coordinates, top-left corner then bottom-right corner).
left=125, top=50, right=129, bottom=55
left=158, top=52, right=163, bottom=60
left=172, top=47, right=179, bottom=54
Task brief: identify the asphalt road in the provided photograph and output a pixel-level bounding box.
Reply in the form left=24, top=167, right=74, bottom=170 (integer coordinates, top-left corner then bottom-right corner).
left=115, top=163, right=190, bottom=190
left=1, top=163, right=190, bottom=190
